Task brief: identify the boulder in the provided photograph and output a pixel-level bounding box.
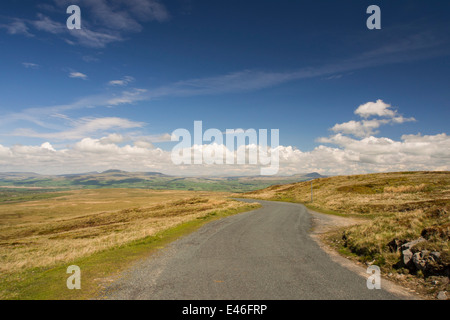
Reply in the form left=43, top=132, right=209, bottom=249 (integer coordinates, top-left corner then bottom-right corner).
left=399, top=238, right=426, bottom=268
left=402, top=249, right=414, bottom=266
left=412, top=251, right=428, bottom=271
left=430, top=251, right=441, bottom=260
left=400, top=237, right=426, bottom=251
left=437, top=291, right=448, bottom=300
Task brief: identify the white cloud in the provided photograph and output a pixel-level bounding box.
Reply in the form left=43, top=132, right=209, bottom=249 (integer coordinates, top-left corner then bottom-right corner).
left=22, top=62, right=40, bottom=69
left=0, top=130, right=448, bottom=175
left=314, top=133, right=450, bottom=173
left=107, top=88, right=148, bottom=105
left=32, top=13, right=65, bottom=34
left=134, top=140, right=154, bottom=149
left=331, top=99, right=416, bottom=138
left=41, top=142, right=56, bottom=151
left=108, top=76, right=135, bottom=87
left=355, top=99, right=397, bottom=118
left=99, top=133, right=127, bottom=145
left=0, top=19, right=33, bottom=37
left=312, top=100, right=448, bottom=174
left=330, top=119, right=388, bottom=138
left=1, top=1, right=169, bottom=48
left=2, top=98, right=448, bottom=175
left=69, top=72, right=88, bottom=80
left=69, top=27, right=124, bottom=48
left=11, top=117, right=144, bottom=141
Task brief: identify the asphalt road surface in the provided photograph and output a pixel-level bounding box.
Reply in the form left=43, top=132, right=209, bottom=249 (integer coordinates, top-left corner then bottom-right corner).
left=103, top=199, right=400, bottom=300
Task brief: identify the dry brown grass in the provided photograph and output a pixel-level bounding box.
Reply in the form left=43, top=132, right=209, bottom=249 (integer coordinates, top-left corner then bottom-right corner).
left=0, top=189, right=253, bottom=275
left=243, top=171, right=450, bottom=216
left=384, top=183, right=428, bottom=193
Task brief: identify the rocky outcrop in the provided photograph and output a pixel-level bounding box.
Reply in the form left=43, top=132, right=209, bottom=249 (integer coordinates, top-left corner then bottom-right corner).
left=395, top=237, right=449, bottom=277
left=398, top=237, right=426, bottom=268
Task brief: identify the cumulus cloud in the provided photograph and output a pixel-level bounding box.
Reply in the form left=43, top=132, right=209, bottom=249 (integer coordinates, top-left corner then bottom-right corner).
left=330, top=119, right=388, bottom=138
left=354, top=99, right=397, bottom=118
left=134, top=140, right=154, bottom=149
left=0, top=131, right=448, bottom=175
left=1, top=100, right=448, bottom=176
left=0, top=138, right=169, bottom=174
left=99, top=133, right=127, bottom=145
left=312, top=100, right=448, bottom=174
left=331, top=99, right=415, bottom=137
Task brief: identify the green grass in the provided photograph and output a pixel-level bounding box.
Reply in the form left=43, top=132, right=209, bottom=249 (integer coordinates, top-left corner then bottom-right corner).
left=0, top=203, right=260, bottom=300
left=303, top=203, right=373, bottom=219
left=257, top=195, right=369, bottom=219
left=0, top=190, right=70, bottom=204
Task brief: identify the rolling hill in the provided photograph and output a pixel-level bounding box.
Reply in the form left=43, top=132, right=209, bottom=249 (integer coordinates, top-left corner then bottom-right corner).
left=0, top=170, right=325, bottom=193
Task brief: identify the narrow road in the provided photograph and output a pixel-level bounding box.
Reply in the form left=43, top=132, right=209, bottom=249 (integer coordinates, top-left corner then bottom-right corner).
left=103, top=199, right=400, bottom=300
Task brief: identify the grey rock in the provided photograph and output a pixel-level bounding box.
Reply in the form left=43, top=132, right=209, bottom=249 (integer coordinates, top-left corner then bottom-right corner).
left=437, top=291, right=448, bottom=300
left=402, top=249, right=413, bottom=266
left=430, top=251, right=441, bottom=260
left=412, top=252, right=427, bottom=271
left=400, top=237, right=426, bottom=251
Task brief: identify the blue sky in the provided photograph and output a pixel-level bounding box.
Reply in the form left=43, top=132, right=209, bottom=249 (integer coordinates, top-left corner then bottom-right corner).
left=0, top=0, right=449, bottom=175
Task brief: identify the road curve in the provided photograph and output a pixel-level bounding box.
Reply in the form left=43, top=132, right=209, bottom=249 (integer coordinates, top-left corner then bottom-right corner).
left=103, top=199, right=400, bottom=300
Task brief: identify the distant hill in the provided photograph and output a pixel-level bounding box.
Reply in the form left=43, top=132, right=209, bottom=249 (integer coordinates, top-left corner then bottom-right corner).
left=0, top=170, right=326, bottom=193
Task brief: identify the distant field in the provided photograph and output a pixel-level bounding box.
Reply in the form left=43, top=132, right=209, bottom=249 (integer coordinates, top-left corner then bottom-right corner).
left=0, top=188, right=260, bottom=299
left=243, top=171, right=450, bottom=297
left=0, top=170, right=323, bottom=192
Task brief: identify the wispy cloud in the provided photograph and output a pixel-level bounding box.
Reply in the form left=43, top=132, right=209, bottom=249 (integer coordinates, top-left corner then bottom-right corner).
left=52, top=0, right=171, bottom=28
left=69, top=71, right=88, bottom=80
left=0, top=31, right=448, bottom=130
left=11, top=117, right=145, bottom=141
left=31, top=13, right=65, bottom=34
left=82, top=55, right=100, bottom=63
left=0, top=19, right=33, bottom=37
left=22, top=62, right=40, bottom=69
left=1, top=0, right=170, bottom=48
left=30, top=13, right=124, bottom=48
left=108, top=76, right=135, bottom=87
left=107, top=88, right=148, bottom=105
left=67, top=27, right=124, bottom=48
